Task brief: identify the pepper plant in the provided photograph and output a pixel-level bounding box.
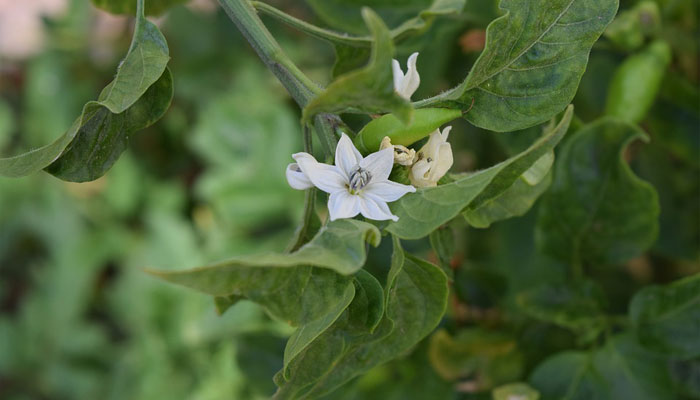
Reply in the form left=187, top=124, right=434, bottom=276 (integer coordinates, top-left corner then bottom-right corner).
left=0, top=0, right=698, bottom=399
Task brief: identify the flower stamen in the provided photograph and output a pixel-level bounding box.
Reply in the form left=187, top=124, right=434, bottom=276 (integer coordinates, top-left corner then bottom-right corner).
left=348, top=166, right=372, bottom=193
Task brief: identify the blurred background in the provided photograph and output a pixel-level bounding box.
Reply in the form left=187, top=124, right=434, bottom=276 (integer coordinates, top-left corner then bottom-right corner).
left=0, top=0, right=697, bottom=399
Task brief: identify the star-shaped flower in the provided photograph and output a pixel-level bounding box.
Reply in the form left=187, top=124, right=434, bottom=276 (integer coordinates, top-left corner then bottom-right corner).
left=392, top=52, right=420, bottom=100
left=286, top=133, right=416, bottom=221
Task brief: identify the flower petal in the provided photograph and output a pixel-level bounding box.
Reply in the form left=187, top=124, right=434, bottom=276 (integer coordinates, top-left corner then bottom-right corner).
left=360, top=193, right=398, bottom=221
left=359, top=147, right=393, bottom=182
left=397, top=52, right=420, bottom=100
left=335, top=132, right=362, bottom=178
left=328, top=191, right=361, bottom=221
left=364, top=180, right=416, bottom=202
left=430, top=143, right=453, bottom=181
left=440, top=125, right=452, bottom=141
left=286, top=163, right=314, bottom=190
left=293, top=152, right=346, bottom=194
left=391, top=59, right=404, bottom=93
left=410, top=159, right=435, bottom=188
left=420, top=130, right=443, bottom=156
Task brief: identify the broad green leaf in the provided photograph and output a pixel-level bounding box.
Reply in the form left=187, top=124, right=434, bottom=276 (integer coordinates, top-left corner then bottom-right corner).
left=426, top=0, right=618, bottom=132
left=149, top=263, right=354, bottom=326
left=493, top=383, right=540, bottom=400
left=149, top=219, right=380, bottom=278
left=429, top=227, right=456, bottom=279
left=46, top=69, right=173, bottom=181
left=0, top=1, right=171, bottom=181
left=387, top=105, right=573, bottom=239
left=152, top=264, right=354, bottom=373
left=629, top=273, right=700, bottom=358
left=281, top=276, right=357, bottom=372
left=333, top=45, right=372, bottom=78
left=302, top=9, right=412, bottom=124
left=91, top=0, right=187, bottom=16
left=530, top=335, right=675, bottom=400
left=149, top=219, right=380, bottom=384
left=535, top=118, right=660, bottom=266
left=282, top=271, right=383, bottom=376
left=464, top=152, right=553, bottom=228
left=273, top=236, right=448, bottom=399
left=516, top=280, right=607, bottom=338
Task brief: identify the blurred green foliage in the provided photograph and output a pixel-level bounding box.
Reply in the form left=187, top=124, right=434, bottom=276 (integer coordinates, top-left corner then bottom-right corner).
left=0, top=0, right=698, bottom=399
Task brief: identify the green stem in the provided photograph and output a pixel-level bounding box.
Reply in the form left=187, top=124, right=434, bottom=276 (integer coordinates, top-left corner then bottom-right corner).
left=251, top=1, right=371, bottom=47
left=217, top=0, right=321, bottom=105
left=136, top=0, right=145, bottom=18
left=286, top=125, right=318, bottom=252
left=411, top=83, right=464, bottom=108
left=217, top=0, right=339, bottom=156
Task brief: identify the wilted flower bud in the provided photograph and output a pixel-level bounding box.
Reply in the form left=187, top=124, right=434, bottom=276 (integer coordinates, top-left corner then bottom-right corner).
left=410, top=126, right=453, bottom=188
left=380, top=136, right=416, bottom=166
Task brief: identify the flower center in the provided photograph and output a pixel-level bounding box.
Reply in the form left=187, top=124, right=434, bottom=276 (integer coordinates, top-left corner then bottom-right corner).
left=348, top=166, right=372, bottom=193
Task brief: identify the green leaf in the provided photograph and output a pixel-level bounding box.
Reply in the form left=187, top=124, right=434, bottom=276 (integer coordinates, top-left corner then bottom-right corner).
left=427, top=0, right=618, bottom=132
left=152, top=263, right=355, bottom=379
left=305, top=0, right=436, bottom=35
left=493, top=383, right=540, bottom=400
left=149, top=219, right=381, bottom=384
left=390, top=0, right=466, bottom=42
left=429, top=227, right=455, bottom=279
left=530, top=335, right=675, bottom=400
left=257, top=0, right=464, bottom=79
left=151, top=262, right=352, bottom=326
left=464, top=152, right=553, bottom=228
left=91, top=0, right=188, bottom=16
left=535, top=118, right=660, bottom=266
left=285, top=271, right=382, bottom=377
left=516, top=280, right=607, bottom=337
left=629, top=273, right=700, bottom=359
left=302, top=9, right=412, bottom=124
left=603, top=1, right=661, bottom=51
left=386, top=105, right=573, bottom=240
left=46, top=68, right=173, bottom=181
left=333, top=45, right=372, bottom=78
left=428, top=328, right=520, bottom=381
left=149, top=219, right=380, bottom=279
left=0, top=1, right=171, bottom=181
left=273, top=236, right=448, bottom=399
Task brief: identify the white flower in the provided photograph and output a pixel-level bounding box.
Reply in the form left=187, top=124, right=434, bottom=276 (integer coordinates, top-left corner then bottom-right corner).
left=380, top=136, right=416, bottom=166
left=286, top=133, right=416, bottom=221
left=410, top=126, right=454, bottom=188
left=392, top=52, right=420, bottom=100
left=285, top=162, right=313, bottom=190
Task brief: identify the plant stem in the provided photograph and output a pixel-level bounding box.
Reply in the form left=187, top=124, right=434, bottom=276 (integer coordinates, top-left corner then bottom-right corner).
left=217, top=0, right=339, bottom=155
left=285, top=125, right=319, bottom=252
left=251, top=1, right=370, bottom=47
left=217, top=0, right=321, bottom=105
